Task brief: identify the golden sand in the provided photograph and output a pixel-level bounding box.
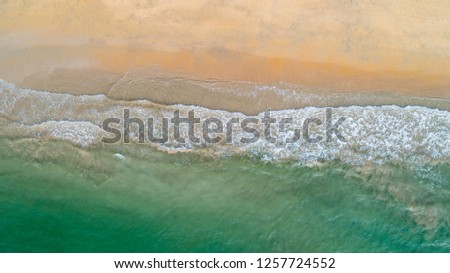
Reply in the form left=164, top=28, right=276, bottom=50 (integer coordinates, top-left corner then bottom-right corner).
left=1, top=0, right=449, bottom=113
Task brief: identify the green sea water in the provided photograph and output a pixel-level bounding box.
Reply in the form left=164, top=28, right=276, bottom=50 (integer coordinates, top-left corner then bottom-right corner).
left=0, top=137, right=448, bottom=252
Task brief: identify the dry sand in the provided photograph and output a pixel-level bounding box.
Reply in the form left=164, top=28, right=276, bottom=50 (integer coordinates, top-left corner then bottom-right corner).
left=1, top=0, right=449, bottom=113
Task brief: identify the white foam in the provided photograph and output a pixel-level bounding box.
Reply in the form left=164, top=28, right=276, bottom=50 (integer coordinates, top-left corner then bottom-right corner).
left=1, top=79, right=449, bottom=166
left=113, top=153, right=126, bottom=160
left=30, top=121, right=104, bottom=147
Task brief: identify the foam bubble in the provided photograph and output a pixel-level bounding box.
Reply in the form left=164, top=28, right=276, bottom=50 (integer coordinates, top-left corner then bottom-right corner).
left=113, top=153, right=126, bottom=160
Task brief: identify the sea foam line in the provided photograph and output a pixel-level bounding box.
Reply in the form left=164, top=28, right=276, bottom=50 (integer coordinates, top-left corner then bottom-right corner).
left=1, top=79, right=449, bottom=166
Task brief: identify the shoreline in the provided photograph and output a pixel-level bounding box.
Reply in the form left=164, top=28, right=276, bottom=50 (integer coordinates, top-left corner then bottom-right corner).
left=1, top=78, right=449, bottom=166
left=1, top=1, right=450, bottom=114
left=2, top=48, right=448, bottom=115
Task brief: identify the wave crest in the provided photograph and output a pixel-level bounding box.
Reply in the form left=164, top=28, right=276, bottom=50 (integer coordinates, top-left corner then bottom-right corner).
left=1, top=79, right=449, bottom=166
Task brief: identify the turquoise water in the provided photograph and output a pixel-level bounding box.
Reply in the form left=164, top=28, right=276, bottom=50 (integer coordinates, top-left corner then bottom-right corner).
left=0, top=138, right=448, bottom=252
left=0, top=79, right=449, bottom=252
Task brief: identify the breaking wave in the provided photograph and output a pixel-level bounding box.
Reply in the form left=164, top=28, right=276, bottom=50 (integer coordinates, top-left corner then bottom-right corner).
left=1, top=79, right=449, bottom=166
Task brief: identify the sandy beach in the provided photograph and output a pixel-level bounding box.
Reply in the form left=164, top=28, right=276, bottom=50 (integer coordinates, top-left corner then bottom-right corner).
left=1, top=0, right=450, bottom=113
left=1, top=1, right=450, bottom=256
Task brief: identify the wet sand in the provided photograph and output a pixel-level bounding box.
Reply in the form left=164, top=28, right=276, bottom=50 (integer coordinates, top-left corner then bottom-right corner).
left=1, top=1, right=450, bottom=114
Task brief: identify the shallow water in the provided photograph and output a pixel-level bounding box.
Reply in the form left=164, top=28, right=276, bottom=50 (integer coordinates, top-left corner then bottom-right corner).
left=0, top=79, right=449, bottom=252
left=0, top=139, right=448, bottom=252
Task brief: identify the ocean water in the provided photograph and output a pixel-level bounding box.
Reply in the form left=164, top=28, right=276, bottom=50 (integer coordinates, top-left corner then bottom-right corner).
left=0, top=79, right=449, bottom=252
